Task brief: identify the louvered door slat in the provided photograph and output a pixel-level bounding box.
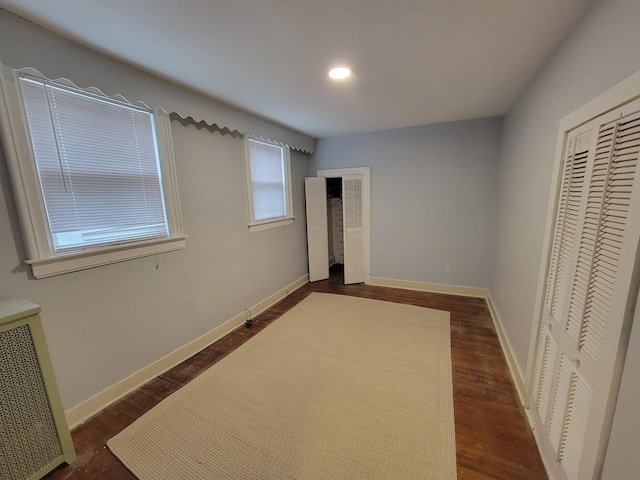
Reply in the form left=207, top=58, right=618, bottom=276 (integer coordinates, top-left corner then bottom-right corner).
left=533, top=325, right=558, bottom=424
left=547, top=355, right=594, bottom=480
left=545, top=139, right=574, bottom=310
left=580, top=113, right=640, bottom=362
left=559, top=370, right=593, bottom=480
left=546, top=136, right=590, bottom=319
left=549, top=355, right=573, bottom=451
left=342, top=176, right=364, bottom=284
left=343, top=178, right=363, bottom=230
left=564, top=122, right=615, bottom=343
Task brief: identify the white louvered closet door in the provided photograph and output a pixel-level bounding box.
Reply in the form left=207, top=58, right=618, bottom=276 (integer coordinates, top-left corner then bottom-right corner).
left=305, top=177, right=329, bottom=282
left=531, top=101, right=640, bottom=480
left=342, top=175, right=365, bottom=284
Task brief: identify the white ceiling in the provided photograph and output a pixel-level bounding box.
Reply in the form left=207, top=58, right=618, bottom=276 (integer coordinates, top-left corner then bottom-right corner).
left=0, top=0, right=591, bottom=138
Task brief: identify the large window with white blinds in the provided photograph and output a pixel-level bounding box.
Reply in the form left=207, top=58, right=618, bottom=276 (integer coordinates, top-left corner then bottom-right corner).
left=243, top=138, right=293, bottom=233
left=20, top=77, right=169, bottom=251
left=0, top=64, right=185, bottom=278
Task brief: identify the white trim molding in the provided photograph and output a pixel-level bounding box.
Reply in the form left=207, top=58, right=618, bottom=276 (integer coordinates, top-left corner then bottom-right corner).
left=526, top=68, right=640, bottom=397
left=27, top=236, right=187, bottom=279
left=317, top=167, right=371, bottom=284
left=485, top=291, right=527, bottom=406
left=65, top=274, right=309, bottom=428
left=370, top=276, right=487, bottom=298
left=524, top=69, right=640, bottom=480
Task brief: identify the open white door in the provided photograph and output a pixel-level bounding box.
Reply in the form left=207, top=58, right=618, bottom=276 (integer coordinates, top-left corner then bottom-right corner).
left=305, top=177, right=329, bottom=282
left=343, top=175, right=365, bottom=284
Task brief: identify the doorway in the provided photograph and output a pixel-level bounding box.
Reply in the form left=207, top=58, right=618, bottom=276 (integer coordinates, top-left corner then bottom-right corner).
left=326, top=178, right=344, bottom=280
left=305, top=167, right=371, bottom=285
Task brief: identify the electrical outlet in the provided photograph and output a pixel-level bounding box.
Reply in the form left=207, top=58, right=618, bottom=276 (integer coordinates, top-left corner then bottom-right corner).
left=445, top=265, right=452, bottom=273
left=246, top=283, right=252, bottom=293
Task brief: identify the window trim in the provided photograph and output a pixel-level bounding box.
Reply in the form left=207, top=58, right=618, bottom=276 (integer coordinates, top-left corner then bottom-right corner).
left=0, top=63, right=185, bottom=278
left=243, top=137, right=294, bottom=234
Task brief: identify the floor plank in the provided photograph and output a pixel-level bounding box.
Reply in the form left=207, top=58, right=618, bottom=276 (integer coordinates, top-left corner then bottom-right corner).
left=45, top=266, right=547, bottom=479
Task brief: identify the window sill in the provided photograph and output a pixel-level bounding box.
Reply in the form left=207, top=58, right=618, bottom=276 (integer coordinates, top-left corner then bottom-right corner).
left=248, top=217, right=294, bottom=234
left=25, top=236, right=187, bottom=279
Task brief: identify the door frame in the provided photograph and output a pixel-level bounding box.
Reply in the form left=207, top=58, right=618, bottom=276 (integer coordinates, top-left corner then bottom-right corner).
left=525, top=69, right=640, bottom=478
left=317, top=167, right=371, bottom=285
left=526, top=69, right=640, bottom=398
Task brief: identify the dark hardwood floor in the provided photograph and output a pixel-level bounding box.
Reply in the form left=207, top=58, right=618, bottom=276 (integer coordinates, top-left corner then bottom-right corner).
left=45, top=266, right=547, bottom=479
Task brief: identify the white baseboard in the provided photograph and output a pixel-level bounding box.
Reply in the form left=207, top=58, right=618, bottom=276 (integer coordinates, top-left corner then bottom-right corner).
left=65, top=274, right=309, bottom=428
left=370, top=276, right=487, bottom=298
left=484, top=291, right=527, bottom=406
left=484, top=294, right=548, bottom=474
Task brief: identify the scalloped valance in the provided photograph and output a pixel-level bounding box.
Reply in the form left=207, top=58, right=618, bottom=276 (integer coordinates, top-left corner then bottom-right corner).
left=0, top=11, right=313, bottom=153
left=0, top=62, right=315, bottom=154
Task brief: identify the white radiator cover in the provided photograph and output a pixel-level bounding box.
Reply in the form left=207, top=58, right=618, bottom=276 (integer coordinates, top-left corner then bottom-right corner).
left=0, top=299, right=76, bottom=480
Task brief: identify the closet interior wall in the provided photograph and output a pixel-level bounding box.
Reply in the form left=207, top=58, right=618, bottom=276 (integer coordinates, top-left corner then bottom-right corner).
left=326, top=178, right=343, bottom=267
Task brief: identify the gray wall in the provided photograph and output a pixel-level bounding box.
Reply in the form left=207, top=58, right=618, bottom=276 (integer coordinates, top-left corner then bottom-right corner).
left=488, top=0, right=640, bottom=477
left=0, top=12, right=310, bottom=410
left=311, top=118, right=502, bottom=289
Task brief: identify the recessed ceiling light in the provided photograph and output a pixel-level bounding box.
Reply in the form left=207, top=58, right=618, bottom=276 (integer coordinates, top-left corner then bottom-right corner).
left=328, top=67, right=351, bottom=80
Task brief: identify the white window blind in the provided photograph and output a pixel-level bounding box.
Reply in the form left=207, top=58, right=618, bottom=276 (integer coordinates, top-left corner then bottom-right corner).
left=248, top=139, right=287, bottom=221
left=243, top=138, right=293, bottom=233
left=19, top=77, right=168, bottom=252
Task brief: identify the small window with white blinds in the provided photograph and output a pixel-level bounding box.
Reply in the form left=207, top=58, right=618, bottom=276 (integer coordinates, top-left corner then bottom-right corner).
left=0, top=64, right=185, bottom=278
left=244, top=138, right=293, bottom=233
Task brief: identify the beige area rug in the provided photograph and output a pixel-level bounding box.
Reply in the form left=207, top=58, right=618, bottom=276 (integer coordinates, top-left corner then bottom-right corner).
left=107, top=293, right=456, bottom=479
